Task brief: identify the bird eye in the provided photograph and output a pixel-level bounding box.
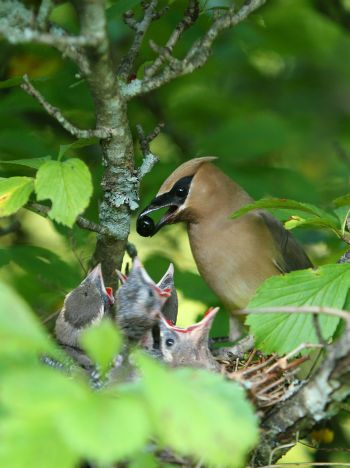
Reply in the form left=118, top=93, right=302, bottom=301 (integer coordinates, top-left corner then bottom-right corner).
left=166, top=338, right=175, bottom=347
left=148, top=289, right=153, bottom=298
left=175, top=186, right=187, bottom=197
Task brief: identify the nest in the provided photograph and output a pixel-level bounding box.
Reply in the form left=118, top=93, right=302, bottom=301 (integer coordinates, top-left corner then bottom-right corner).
left=216, top=347, right=308, bottom=410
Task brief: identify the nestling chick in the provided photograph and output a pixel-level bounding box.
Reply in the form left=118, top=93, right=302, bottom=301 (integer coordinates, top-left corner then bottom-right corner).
left=115, top=258, right=171, bottom=343
left=159, top=307, right=220, bottom=372
left=54, top=264, right=114, bottom=368
left=117, top=262, right=178, bottom=325
left=137, top=157, right=312, bottom=315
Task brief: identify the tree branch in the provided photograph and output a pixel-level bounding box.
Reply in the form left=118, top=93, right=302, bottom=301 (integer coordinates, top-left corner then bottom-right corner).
left=145, top=0, right=200, bottom=78
left=122, top=0, right=266, bottom=99
left=238, top=305, right=350, bottom=323
left=117, top=0, right=158, bottom=81
left=136, top=122, right=163, bottom=179
left=20, top=75, right=115, bottom=139
left=0, top=23, right=103, bottom=48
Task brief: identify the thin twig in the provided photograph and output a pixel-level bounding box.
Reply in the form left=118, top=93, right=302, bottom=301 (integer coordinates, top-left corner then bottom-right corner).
left=136, top=122, right=163, bottom=179
left=42, top=310, right=59, bottom=324
left=122, top=0, right=266, bottom=99
left=252, top=463, right=350, bottom=468
left=20, top=75, right=115, bottom=139
left=118, top=0, right=158, bottom=80
left=0, top=25, right=103, bottom=47
left=238, top=306, right=350, bottom=324
left=37, top=0, right=54, bottom=30
left=145, top=0, right=200, bottom=78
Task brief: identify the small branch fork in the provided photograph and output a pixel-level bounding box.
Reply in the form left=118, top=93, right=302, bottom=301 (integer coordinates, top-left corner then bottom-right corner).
left=121, top=0, right=266, bottom=99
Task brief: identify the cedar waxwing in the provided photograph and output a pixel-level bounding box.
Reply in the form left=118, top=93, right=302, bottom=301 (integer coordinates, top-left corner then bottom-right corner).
left=54, top=263, right=114, bottom=368
left=115, top=258, right=171, bottom=343
left=137, top=157, right=312, bottom=315
left=159, top=307, right=220, bottom=371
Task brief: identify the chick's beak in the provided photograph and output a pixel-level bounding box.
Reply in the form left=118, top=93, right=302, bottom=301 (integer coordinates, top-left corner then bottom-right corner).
left=137, top=193, right=181, bottom=237
left=85, top=264, right=114, bottom=305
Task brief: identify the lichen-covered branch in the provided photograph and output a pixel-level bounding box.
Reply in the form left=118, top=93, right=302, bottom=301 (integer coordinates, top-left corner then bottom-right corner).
left=72, top=0, right=138, bottom=286
left=122, top=0, right=266, bottom=99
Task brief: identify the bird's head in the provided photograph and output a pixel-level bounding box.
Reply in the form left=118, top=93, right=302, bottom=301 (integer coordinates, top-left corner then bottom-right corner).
left=62, top=264, right=113, bottom=328
left=116, top=258, right=171, bottom=329
left=159, top=307, right=219, bottom=370
left=55, top=264, right=113, bottom=347
left=137, top=156, right=218, bottom=237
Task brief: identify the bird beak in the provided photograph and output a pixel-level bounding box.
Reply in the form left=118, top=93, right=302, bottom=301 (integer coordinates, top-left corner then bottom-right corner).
left=160, top=307, right=219, bottom=334
left=137, top=192, right=182, bottom=236
left=133, top=257, right=172, bottom=300
left=157, top=263, right=174, bottom=289
left=105, top=287, right=115, bottom=305
left=85, top=264, right=114, bottom=305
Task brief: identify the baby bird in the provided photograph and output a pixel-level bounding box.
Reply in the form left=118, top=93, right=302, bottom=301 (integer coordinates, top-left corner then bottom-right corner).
left=115, top=258, right=171, bottom=344
left=54, top=264, right=114, bottom=368
left=159, top=307, right=220, bottom=372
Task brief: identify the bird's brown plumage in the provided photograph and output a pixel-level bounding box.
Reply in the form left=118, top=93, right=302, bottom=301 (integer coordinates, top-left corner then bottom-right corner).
left=139, top=158, right=312, bottom=312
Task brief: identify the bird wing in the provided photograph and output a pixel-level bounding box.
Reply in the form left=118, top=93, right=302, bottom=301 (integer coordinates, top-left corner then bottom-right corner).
left=260, top=211, right=313, bottom=273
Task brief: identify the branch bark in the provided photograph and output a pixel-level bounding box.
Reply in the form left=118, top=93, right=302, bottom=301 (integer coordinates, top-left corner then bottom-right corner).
left=71, top=0, right=138, bottom=287
left=121, top=0, right=266, bottom=99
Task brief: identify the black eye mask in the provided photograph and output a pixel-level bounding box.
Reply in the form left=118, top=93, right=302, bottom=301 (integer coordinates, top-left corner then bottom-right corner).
left=137, top=175, right=194, bottom=237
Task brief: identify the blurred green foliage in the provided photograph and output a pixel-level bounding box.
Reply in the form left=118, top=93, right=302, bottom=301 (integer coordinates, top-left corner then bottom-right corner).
left=0, top=282, right=258, bottom=467
left=1, top=0, right=350, bottom=465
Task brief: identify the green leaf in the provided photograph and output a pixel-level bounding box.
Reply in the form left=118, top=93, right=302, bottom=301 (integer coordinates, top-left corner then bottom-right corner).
left=0, top=176, right=34, bottom=216
left=231, top=197, right=340, bottom=231
left=0, top=76, right=23, bottom=89
left=284, top=215, right=340, bottom=231
left=136, top=354, right=258, bottom=467
left=0, top=417, right=78, bottom=468
left=34, top=159, right=93, bottom=227
left=0, top=156, right=51, bottom=169
left=246, top=264, right=350, bottom=354
left=0, top=281, right=53, bottom=354
left=333, top=193, right=350, bottom=207
left=57, top=391, right=151, bottom=463
left=58, top=137, right=98, bottom=160
left=80, top=319, right=122, bottom=375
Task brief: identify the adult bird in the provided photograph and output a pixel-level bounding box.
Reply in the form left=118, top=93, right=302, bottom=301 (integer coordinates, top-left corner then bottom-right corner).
left=136, top=157, right=312, bottom=334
